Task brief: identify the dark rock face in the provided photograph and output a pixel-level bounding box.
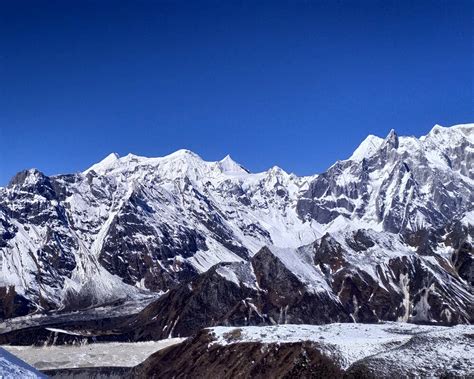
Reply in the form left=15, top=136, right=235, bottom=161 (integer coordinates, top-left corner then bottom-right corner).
left=124, top=251, right=354, bottom=341
left=312, top=229, right=473, bottom=325
left=250, top=247, right=350, bottom=325
left=0, top=287, right=33, bottom=319
left=125, top=226, right=472, bottom=339
left=0, top=215, right=16, bottom=248
left=125, top=263, right=259, bottom=341
left=452, top=243, right=474, bottom=286
left=98, top=200, right=203, bottom=291
left=131, top=330, right=343, bottom=379
left=444, top=219, right=474, bottom=286
left=0, top=170, right=80, bottom=314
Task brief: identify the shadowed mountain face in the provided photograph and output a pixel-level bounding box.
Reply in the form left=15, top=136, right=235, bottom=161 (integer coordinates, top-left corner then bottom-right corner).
left=125, top=225, right=472, bottom=341
left=0, top=124, right=472, bottom=324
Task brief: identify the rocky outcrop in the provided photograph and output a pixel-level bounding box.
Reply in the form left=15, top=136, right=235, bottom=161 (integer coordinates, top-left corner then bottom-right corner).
left=0, top=286, right=34, bottom=319
left=131, top=330, right=343, bottom=379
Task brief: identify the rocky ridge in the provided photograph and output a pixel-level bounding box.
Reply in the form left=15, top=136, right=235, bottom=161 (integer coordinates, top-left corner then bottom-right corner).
left=130, top=323, right=474, bottom=378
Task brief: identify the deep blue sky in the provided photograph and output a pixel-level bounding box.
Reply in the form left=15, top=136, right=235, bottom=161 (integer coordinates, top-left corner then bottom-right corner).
left=1, top=1, right=473, bottom=185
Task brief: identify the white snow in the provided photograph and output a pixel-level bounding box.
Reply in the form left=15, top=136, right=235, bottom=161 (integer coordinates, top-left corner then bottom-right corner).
left=209, top=323, right=474, bottom=370
left=0, top=347, right=46, bottom=378
left=269, top=246, right=333, bottom=294
left=188, top=239, right=244, bottom=273
left=218, top=155, right=249, bottom=175
left=363, top=324, right=474, bottom=376
left=44, top=327, right=83, bottom=336
left=349, top=135, right=384, bottom=161
left=84, top=152, right=120, bottom=174
left=215, top=265, right=241, bottom=287
left=461, top=210, right=474, bottom=227
left=215, top=261, right=258, bottom=290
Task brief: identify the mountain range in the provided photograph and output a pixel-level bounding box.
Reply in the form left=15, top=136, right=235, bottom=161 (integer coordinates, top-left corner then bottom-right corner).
left=0, top=123, right=472, bottom=332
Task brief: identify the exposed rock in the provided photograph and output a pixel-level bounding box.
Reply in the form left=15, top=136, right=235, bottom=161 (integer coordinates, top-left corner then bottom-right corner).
left=122, top=227, right=472, bottom=340
left=131, top=329, right=343, bottom=379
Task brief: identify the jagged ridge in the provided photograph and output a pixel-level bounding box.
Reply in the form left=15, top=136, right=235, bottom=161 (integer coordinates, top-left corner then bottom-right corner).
left=0, top=123, right=472, bottom=325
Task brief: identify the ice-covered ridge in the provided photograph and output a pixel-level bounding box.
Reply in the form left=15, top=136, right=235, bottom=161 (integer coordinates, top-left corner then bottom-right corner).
left=426, top=123, right=474, bottom=141
left=349, top=135, right=384, bottom=161
left=85, top=152, right=120, bottom=174
left=83, top=123, right=473, bottom=182
left=209, top=323, right=474, bottom=370
left=84, top=149, right=253, bottom=178
left=82, top=148, right=311, bottom=190
left=218, top=155, right=249, bottom=175
left=347, top=123, right=473, bottom=164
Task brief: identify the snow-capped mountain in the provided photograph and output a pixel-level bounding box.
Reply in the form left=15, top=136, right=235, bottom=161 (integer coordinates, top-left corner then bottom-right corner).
left=298, top=124, right=473, bottom=233
left=0, top=123, right=472, bottom=323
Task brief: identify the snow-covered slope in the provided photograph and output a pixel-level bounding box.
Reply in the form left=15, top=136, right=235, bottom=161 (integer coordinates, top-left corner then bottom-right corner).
left=210, top=323, right=474, bottom=376
left=298, top=124, right=473, bottom=233
left=0, top=124, right=472, bottom=320
left=0, top=347, right=46, bottom=378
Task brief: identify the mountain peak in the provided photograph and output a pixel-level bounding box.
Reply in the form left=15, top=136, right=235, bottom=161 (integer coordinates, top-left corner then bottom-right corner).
left=219, top=154, right=249, bottom=174
left=84, top=152, right=120, bottom=174
left=167, top=149, right=202, bottom=159
left=109, top=152, right=120, bottom=160
left=349, top=135, right=384, bottom=161
left=424, top=123, right=473, bottom=143
left=221, top=154, right=233, bottom=161
left=383, top=129, right=399, bottom=149
left=8, top=168, right=47, bottom=188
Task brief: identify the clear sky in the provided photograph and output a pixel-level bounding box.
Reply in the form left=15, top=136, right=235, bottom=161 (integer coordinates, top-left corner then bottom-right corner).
left=1, top=0, right=472, bottom=185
